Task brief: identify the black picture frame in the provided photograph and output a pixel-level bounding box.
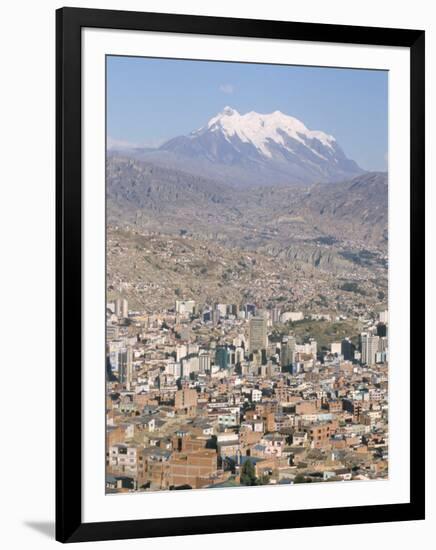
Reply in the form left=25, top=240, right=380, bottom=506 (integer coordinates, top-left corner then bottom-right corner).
left=56, top=6, right=425, bottom=543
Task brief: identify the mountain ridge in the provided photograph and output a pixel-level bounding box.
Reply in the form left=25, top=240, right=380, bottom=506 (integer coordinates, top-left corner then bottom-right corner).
left=107, top=156, right=387, bottom=248
left=109, top=107, right=364, bottom=187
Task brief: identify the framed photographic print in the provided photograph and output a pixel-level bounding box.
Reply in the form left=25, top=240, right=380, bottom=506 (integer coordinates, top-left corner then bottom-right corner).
left=56, top=7, right=425, bottom=543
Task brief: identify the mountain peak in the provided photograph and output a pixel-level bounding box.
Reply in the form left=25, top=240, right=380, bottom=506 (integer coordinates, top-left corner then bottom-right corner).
left=221, top=106, right=239, bottom=116
left=201, top=108, right=337, bottom=159
left=159, top=108, right=363, bottom=186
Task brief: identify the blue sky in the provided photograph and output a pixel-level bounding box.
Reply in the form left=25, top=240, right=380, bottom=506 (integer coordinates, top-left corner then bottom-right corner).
left=107, top=56, right=388, bottom=171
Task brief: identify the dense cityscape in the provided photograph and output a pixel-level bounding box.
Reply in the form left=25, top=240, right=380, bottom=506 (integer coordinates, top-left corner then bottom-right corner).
left=106, top=295, right=388, bottom=493
left=105, top=80, right=389, bottom=494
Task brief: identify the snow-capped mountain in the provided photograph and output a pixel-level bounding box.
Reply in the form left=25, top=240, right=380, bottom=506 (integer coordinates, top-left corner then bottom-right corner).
left=194, top=106, right=337, bottom=159
left=157, top=107, right=363, bottom=185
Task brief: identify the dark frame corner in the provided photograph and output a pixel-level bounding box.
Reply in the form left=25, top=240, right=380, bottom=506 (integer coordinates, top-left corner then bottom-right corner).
left=56, top=6, right=425, bottom=543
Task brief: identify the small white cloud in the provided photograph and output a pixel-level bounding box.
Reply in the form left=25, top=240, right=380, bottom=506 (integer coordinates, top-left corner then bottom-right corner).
left=219, top=83, right=235, bottom=94
left=107, top=137, right=137, bottom=150
left=107, top=136, right=165, bottom=150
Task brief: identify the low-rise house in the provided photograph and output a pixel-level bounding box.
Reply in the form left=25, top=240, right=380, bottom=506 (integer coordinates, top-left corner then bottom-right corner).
left=323, top=468, right=352, bottom=481
left=168, top=449, right=218, bottom=489
left=292, top=431, right=308, bottom=446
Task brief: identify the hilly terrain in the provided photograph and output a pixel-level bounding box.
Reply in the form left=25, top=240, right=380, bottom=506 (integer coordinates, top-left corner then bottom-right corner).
left=107, top=108, right=387, bottom=315
left=107, top=156, right=387, bottom=250
left=107, top=226, right=386, bottom=315
left=107, top=156, right=388, bottom=312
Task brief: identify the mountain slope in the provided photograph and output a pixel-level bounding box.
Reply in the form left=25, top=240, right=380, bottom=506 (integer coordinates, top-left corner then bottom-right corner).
left=106, top=156, right=238, bottom=234
left=107, top=157, right=387, bottom=248
left=289, top=172, right=388, bottom=244
left=121, top=107, right=364, bottom=187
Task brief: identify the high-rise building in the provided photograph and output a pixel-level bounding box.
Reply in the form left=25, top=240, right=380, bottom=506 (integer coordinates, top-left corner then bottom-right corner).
left=309, top=338, right=317, bottom=358
left=270, top=307, right=281, bottom=324
left=181, top=355, right=199, bottom=377
left=245, top=304, right=256, bottom=318
left=379, top=336, right=388, bottom=352
left=199, top=351, right=211, bottom=373
left=249, top=316, right=268, bottom=353
left=166, top=361, right=181, bottom=378
left=215, top=346, right=229, bottom=369
left=281, top=335, right=296, bottom=367
left=228, top=346, right=236, bottom=366
left=341, top=338, right=355, bottom=361
left=376, top=323, right=387, bottom=337
left=227, top=304, right=238, bottom=317
left=121, top=298, right=128, bottom=319
left=118, top=346, right=133, bottom=389
left=212, top=308, right=220, bottom=324
left=114, top=298, right=128, bottom=319
left=361, top=333, right=380, bottom=366
left=216, top=303, right=227, bottom=318
left=235, top=346, right=245, bottom=364
left=379, top=310, right=389, bottom=324
left=176, top=344, right=188, bottom=362
left=107, top=344, right=119, bottom=372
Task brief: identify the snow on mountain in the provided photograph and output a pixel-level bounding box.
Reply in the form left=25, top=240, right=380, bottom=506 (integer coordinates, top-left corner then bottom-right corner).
left=116, top=107, right=364, bottom=186
left=200, top=106, right=336, bottom=160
